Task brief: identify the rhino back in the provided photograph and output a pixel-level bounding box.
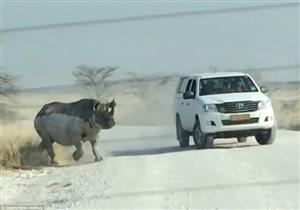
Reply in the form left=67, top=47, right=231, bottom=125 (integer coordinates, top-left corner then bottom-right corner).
left=36, top=99, right=97, bottom=122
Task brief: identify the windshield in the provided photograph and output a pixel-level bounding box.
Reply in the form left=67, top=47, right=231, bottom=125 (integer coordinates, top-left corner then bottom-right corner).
left=200, top=76, right=258, bottom=96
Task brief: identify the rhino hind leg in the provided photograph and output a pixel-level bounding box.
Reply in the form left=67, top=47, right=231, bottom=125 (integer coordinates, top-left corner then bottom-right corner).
left=90, top=140, right=103, bottom=162
left=72, top=143, right=84, bottom=161
left=37, top=131, right=57, bottom=165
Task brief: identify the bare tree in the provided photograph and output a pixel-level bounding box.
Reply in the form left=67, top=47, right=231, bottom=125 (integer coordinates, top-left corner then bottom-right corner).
left=0, top=69, right=19, bottom=120
left=73, top=65, right=117, bottom=99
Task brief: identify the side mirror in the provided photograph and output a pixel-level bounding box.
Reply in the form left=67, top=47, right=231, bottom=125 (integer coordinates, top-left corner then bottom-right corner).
left=183, top=91, right=195, bottom=99
left=260, top=86, right=268, bottom=93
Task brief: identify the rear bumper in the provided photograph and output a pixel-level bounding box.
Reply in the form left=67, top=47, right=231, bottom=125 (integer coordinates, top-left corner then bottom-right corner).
left=199, top=108, right=275, bottom=135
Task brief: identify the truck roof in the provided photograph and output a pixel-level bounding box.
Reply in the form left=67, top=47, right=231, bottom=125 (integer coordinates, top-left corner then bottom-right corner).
left=184, top=72, right=248, bottom=79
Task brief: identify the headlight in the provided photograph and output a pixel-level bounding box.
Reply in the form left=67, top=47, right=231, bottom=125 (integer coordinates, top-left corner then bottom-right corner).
left=204, top=104, right=217, bottom=112
left=258, top=99, right=271, bottom=109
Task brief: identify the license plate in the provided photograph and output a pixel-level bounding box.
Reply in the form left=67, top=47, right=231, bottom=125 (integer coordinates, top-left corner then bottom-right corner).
left=230, top=114, right=250, bottom=121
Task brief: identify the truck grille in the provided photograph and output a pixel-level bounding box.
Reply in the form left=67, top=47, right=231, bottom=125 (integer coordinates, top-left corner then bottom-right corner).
left=216, top=101, right=259, bottom=113
left=222, top=118, right=259, bottom=126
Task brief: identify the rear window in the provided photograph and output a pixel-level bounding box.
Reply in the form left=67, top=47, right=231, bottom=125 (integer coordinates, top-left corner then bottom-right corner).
left=200, top=76, right=258, bottom=96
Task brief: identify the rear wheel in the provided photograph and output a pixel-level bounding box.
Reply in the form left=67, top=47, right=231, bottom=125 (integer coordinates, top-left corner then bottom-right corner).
left=176, top=116, right=189, bottom=147
left=255, top=122, right=277, bottom=145
left=237, top=137, right=247, bottom=143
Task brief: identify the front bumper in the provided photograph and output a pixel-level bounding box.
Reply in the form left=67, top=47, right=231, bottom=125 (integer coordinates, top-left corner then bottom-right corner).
left=200, top=108, right=275, bottom=134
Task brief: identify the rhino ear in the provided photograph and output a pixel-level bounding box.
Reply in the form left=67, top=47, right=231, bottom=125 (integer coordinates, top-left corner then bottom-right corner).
left=93, top=102, right=99, bottom=112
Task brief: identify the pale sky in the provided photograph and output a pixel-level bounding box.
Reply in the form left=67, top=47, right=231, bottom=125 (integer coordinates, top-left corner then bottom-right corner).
left=1, top=1, right=299, bottom=88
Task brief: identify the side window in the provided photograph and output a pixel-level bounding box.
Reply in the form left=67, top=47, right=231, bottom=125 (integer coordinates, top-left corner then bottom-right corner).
left=244, top=76, right=258, bottom=92
left=191, top=80, right=196, bottom=94
left=198, top=79, right=203, bottom=95
left=185, top=79, right=193, bottom=92
left=177, top=78, right=189, bottom=94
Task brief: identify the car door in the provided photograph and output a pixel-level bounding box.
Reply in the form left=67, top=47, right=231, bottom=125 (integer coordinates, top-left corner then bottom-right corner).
left=174, top=77, right=189, bottom=123
left=183, top=78, right=197, bottom=131
left=181, top=78, right=194, bottom=130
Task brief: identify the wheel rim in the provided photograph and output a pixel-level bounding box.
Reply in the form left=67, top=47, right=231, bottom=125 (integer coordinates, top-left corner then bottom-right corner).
left=195, top=126, right=204, bottom=145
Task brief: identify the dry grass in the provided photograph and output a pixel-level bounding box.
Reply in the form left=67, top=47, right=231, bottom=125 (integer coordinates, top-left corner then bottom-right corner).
left=1, top=81, right=299, bottom=169
left=272, top=99, right=300, bottom=130
left=0, top=123, right=72, bottom=169
left=1, top=123, right=38, bottom=168
left=268, top=86, right=300, bottom=130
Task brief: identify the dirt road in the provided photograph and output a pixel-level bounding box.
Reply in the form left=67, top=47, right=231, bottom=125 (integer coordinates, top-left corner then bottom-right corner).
left=1, top=126, right=299, bottom=209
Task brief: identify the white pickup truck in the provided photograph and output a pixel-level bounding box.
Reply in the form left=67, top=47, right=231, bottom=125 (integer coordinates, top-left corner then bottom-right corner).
left=174, top=72, right=276, bottom=148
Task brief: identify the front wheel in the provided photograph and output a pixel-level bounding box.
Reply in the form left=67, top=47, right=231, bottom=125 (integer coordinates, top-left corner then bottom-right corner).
left=176, top=116, right=189, bottom=147
left=193, top=119, right=213, bottom=149
left=255, top=122, right=277, bottom=145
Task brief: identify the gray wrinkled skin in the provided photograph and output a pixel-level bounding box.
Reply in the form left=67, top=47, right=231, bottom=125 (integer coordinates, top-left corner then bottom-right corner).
left=34, top=98, right=116, bottom=164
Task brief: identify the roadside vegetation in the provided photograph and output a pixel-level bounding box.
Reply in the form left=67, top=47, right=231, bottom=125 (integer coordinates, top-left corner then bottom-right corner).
left=1, top=123, right=73, bottom=169
left=1, top=67, right=299, bottom=169
left=269, top=85, right=300, bottom=130
left=0, top=70, right=19, bottom=121
left=0, top=71, right=72, bottom=169
left=73, top=65, right=117, bottom=99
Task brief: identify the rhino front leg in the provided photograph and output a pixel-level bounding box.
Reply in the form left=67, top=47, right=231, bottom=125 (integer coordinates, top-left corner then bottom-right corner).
left=90, top=140, right=102, bottom=162
left=72, top=142, right=84, bottom=161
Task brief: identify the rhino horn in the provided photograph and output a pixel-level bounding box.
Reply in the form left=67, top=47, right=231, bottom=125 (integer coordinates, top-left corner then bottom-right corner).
left=108, top=99, right=116, bottom=116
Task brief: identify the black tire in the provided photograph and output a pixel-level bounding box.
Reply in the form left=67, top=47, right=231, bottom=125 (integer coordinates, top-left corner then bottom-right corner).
left=193, top=119, right=208, bottom=149
left=255, top=122, right=277, bottom=145
left=206, top=135, right=215, bottom=148
left=176, top=116, right=189, bottom=147
left=237, top=137, right=247, bottom=143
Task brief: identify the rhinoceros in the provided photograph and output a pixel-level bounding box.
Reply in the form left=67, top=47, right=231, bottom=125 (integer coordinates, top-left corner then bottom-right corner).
left=34, top=98, right=116, bottom=164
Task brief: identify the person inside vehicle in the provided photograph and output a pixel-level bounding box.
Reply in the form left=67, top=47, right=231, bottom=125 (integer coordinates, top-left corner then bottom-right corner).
left=231, top=80, right=245, bottom=92
left=222, top=81, right=231, bottom=93
left=203, top=80, right=216, bottom=95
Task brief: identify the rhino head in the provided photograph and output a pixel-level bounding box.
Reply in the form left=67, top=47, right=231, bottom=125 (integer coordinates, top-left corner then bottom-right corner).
left=93, top=99, right=116, bottom=129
